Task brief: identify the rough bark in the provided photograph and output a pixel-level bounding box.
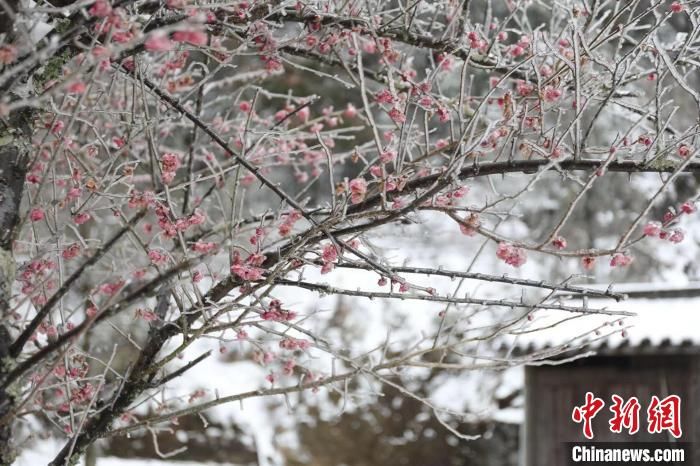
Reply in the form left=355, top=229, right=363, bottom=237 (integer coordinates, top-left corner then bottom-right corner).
left=0, top=145, right=29, bottom=465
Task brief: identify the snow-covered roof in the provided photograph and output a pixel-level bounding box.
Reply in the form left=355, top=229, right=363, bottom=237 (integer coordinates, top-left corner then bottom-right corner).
left=571, top=281, right=700, bottom=299
left=502, top=294, right=700, bottom=358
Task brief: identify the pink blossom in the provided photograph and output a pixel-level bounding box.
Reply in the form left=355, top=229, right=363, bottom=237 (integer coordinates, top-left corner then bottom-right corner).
left=262, top=300, right=297, bottom=321
left=98, top=280, right=124, bottom=295
left=191, top=241, right=216, bottom=254
left=375, top=89, right=395, bottom=104
left=112, top=31, right=134, bottom=44
left=86, top=305, right=98, bottom=318
left=239, top=101, right=252, bottom=112
left=279, top=337, right=305, bottom=350
left=29, top=208, right=44, bottom=222
left=51, top=120, right=64, bottom=135
left=148, top=249, right=168, bottom=264
left=343, top=103, right=357, bottom=118
left=544, top=86, right=562, bottom=102
left=669, top=229, right=685, bottom=243
left=678, top=144, right=692, bottom=158
left=459, top=224, right=477, bottom=237
left=680, top=201, right=696, bottom=214
left=274, top=109, right=288, bottom=122
left=379, top=150, right=396, bottom=164
left=145, top=33, right=174, bottom=52
left=388, top=107, right=405, bottom=124
left=67, top=81, right=87, bottom=94
left=349, top=177, right=368, bottom=204
left=510, top=45, right=525, bottom=57
left=167, top=0, right=188, bottom=8
left=297, top=106, right=310, bottom=122
left=62, top=244, right=81, bottom=260
left=670, top=2, right=684, bottom=13
left=187, top=208, right=206, bottom=226
left=516, top=80, right=533, bottom=96
left=73, top=212, right=91, bottom=225
left=643, top=221, right=662, bottom=237
left=453, top=186, right=469, bottom=198
left=496, top=242, right=527, bottom=267
left=551, top=236, right=567, bottom=250
left=172, top=30, right=208, bottom=46
left=459, top=213, right=480, bottom=237
left=435, top=139, right=449, bottom=150
left=282, top=359, right=296, bottom=376
left=321, top=243, right=338, bottom=263
left=88, top=0, right=112, bottom=17
left=135, top=308, right=158, bottom=321
left=582, top=256, right=596, bottom=270
left=610, top=253, right=633, bottom=267
left=436, top=107, right=450, bottom=123
left=539, top=64, right=553, bottom=77
left=161, top=152, right=180, bottom=172
left=418, top=96, right=433, bottom=107
left=320, top=261, right=333, bottom=274
left=66, top=187, right=81, bottom=201
left=230, top=264, right=264, bottom=281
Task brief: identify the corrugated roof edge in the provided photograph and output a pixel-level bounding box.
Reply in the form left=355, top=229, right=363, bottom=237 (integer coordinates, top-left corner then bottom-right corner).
left=556, top=282, right=700, bottom=300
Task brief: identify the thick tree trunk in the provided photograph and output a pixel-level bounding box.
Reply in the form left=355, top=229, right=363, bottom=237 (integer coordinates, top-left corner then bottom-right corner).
left=0, top=145, right=29, bottom=465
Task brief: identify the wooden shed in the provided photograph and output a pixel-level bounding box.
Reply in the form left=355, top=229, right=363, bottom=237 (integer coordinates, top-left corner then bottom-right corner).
left=510, top=285, right=700, bottom=466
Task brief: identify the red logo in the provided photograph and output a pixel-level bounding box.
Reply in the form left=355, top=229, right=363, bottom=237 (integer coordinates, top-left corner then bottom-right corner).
left=609, top=395, right=641, bottom=435
left=572, top=393, right=682, bottom=439
left=647, top=395, right=682, bottom=438
left=572, top=392, right=605, bottom=439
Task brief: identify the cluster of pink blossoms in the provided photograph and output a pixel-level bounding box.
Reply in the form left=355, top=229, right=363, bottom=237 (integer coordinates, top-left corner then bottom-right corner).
left=496, top=242, right=528, bottom=267
left=147, top=249, right=169, bottom=265
left=279, top=337, right=311, bottom=351
left=61, top=243, right=81, bottom=260
left=459, top=213, right=481, bottom=237
left=160, top=152, right=181, bottom=184
left=153, top=203, right=206, bottom=238
left=610, top=253, right=633, bottom=268
left=19, top=259, right=56, bottom=301
left=642, top=200, right=696, bottom=244
left=230, top=251, right=266, bottom=282
left=261, top=299, right=297, bottom=322
left=320, top=244, right=339, bottom=274
left=643, top=222, right=685, bottom=243
left=278, top=210, right=302, bottom=236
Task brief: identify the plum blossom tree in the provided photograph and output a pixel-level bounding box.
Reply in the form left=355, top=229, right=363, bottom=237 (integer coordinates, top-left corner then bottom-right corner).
left=0, top=0, right=699, bottom=463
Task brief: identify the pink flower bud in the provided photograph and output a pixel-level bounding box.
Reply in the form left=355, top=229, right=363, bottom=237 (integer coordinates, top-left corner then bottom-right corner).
left=29, top=208, right=45, bottom=222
